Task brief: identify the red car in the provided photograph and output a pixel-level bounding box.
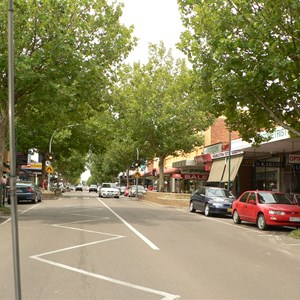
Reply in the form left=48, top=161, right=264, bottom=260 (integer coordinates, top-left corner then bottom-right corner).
left=232, top=190, right=300, bottom=230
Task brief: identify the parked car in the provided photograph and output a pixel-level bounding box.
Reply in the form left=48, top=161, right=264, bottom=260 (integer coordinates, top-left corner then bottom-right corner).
left=189, top=186, right=236, bottom=216
left=128, top=185, right=146, bottom=197
left=99, top=183, right=120, bottom=198
left=88, top=184, right=98, bottom=193
left=75, top=184, right=83, bottom=191
left=7, top=181, right=42, bottom=204
left=119, top=186, right=127, bottom=195
left=232, top=190, right=300, bottom=230
left=123, top=186, right=130, bottom=197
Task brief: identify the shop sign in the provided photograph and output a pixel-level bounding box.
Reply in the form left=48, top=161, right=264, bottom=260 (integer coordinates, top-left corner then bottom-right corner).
left=21, top=163, right=42, bottom=169
left=242, top=159, right=255, bottom=166
left=242, top=159, right=284, bottom=168
left=289, top=154, right=300, bottom=164
left=211, top=150, right=243, bottom=159
left=181, top=169, right=203, bottom=174
left=195, top=153, right=212, bottom=164
left=172, top=160, right=196, bottom=168
left=204, top=143, right=222, bottom=154
left=182, top=174, right=208, bottom=180
left=255, top=161, right=284, bottom=168
left=259, top=127, right=289, bottom=141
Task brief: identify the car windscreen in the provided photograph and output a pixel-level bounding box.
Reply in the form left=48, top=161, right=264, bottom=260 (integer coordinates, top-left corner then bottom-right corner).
left=258, top=192, right=293, bottom=204
left=102, top=184, right=111, bottom=188
left=207, top=189, right=234, bottom=198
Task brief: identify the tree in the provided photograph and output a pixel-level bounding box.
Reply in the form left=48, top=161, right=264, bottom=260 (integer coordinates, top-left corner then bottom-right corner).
left=178, top=0, right=300, bottom=143
left=0, top=0, right=136, bottom=178
left=111, top=42, right=214, bottom=191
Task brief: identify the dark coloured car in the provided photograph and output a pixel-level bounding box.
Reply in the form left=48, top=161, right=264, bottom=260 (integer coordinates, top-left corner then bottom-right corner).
left=189, top=186, right=236, bottom=216
left=7, top=182, right=42, bottom=204
left=88, top=184, right=98, bottom=193
left=232, top=190, right=300, bottom=230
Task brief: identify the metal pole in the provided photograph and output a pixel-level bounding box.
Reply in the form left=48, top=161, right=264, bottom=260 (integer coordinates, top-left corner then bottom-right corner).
left=8, top=0, right=22, bottom=298
left=47, top=128, right=58, bottom=191
left=227, top=127, right=232, bottom=191
left=136, top=148, right=139, bottom=197
left=47, top=124, right=80, bottom=191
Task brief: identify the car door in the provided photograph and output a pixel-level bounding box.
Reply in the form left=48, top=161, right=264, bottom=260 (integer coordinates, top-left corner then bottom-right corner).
left=245, top=192, right=258, bottom=223
left=191, top=189, right=202, bottom=210
left=236, top=192, right=250, bottom=220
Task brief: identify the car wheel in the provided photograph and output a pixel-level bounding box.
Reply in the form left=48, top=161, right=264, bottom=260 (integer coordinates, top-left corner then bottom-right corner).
left=32, top=196, right=37, bottom=204
left=233, top=210, right=241, bottom=224
left=189, top=201, right=195, bottom=213
left=204, top=204, right=210, bottom=216
left=257, top=213, right=268, bottom=230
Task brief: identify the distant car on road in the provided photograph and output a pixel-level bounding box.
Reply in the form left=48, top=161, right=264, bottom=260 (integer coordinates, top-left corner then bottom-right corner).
left=88, top=184, right=98, bottom=193
left=129, top=185, right=146, bottom=197
left=7, top=181, right=42, bottom=204
left=99, top=183, right=120, bottom=198
left=189, top=186, right=235, bottom=216
left=75, top=184, right=83, bottom=191
left=232, top=190, right=300, bottom=230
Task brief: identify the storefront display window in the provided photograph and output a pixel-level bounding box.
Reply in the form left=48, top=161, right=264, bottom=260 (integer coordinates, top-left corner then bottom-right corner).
left=255, top=171, right=277, bottom=191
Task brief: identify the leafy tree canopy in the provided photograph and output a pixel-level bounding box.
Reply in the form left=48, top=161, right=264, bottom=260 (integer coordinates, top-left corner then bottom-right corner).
left=108, top=42, right=214, bottom=190
left=178, top=0, right=300, bottom=143
left=0, top=0, right=136, bottom=178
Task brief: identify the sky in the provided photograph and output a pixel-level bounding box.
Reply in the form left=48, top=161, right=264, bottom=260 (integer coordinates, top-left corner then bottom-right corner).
left=118, top=0, right=185, bottom=64
left=81, top=0, right=185, bottom=182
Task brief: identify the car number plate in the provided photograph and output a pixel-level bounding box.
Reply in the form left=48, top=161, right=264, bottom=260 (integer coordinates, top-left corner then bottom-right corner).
left=227, top=208, right=232, bottom=213
left=290, top=217, right=300, bottom=222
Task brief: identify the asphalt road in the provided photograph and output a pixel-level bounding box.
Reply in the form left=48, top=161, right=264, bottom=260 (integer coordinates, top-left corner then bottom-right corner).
left=1, top=191, right=300, bottom=300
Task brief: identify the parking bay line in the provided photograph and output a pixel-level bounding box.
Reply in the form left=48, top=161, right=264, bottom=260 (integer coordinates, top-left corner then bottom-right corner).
left=98, top=198, right=160, bottom=251
left=30, top=218, right=178, bottom=299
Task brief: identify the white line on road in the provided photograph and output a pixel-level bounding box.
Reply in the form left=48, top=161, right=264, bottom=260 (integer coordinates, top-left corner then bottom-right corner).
left=0, top=203, right=41, bottom=225
left=31, top=255, right=180, bottom=300
left=98, top=198, right=160, bottom=250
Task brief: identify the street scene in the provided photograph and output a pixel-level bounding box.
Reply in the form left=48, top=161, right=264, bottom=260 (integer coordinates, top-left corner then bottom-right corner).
left=1, top=1, right=300, bottom=299
left=1, top=191, right=300, bottom=300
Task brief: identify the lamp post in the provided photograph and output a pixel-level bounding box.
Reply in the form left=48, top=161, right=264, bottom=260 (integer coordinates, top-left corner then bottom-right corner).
left=47, top=124, right=80, bottom=191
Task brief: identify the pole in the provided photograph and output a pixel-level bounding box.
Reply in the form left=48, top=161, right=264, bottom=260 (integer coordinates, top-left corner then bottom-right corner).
left=227, top=127, right=232, bottom=191
left=47, top=128, right=58, bottom=191
left=8, top=0, right=22, bottom=298
left=47, top=124, right=80, bottom=191
left=136, top=148, right=139, bottom=197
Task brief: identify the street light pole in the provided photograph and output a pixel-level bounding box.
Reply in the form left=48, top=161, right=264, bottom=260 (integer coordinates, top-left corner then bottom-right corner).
left=136, top=148, right=139, bottom=197
left=47, top=124, right=80, bottom=191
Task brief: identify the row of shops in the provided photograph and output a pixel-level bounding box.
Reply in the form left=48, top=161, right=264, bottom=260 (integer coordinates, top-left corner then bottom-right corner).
left=133, top=127, right=300, bottom=197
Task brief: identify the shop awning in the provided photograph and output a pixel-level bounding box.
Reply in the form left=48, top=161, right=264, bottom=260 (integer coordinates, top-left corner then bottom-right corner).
left=221, top=156, right=243, bottom=183
left=207, top=159, right=226, bottom=182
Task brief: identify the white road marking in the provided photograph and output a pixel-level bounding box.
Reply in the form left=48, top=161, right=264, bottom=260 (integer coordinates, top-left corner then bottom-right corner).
left=31, top=254, right=179, bottom=300
left=30, top=215, right=179, bottom=299
left=0, top=203, right=41, bottom=225
left=98, top=198, right=160, bottom=250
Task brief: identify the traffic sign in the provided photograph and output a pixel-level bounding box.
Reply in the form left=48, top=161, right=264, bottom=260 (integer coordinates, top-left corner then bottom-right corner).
left=134, top=171, right=141, bottom=178
left=46, top=166, right=53, bottom=173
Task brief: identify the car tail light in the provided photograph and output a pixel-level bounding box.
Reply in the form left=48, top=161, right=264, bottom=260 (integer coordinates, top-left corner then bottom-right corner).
left=27, top=187, right=34, bottom=192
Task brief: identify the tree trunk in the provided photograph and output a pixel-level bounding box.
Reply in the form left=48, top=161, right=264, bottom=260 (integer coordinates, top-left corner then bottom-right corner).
left=158, top=155, right=165, bottom=192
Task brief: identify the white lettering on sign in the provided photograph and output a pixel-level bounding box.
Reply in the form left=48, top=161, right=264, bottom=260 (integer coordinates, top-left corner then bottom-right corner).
left=289, top=154, right=300, bottom=164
